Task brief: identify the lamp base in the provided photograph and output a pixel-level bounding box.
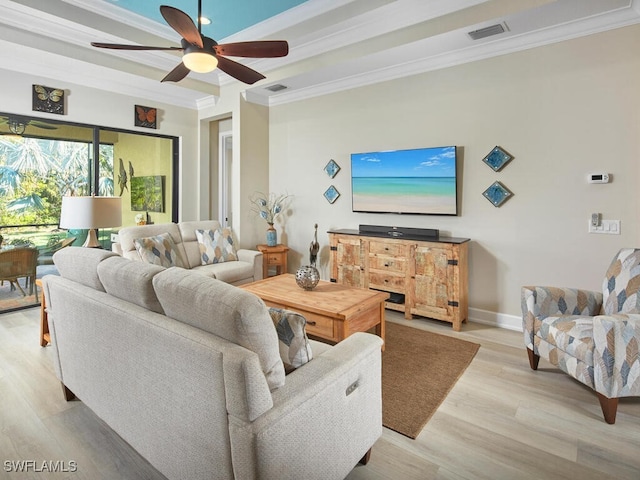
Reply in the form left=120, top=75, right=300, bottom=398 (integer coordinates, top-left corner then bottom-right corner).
left=82, top=229, right=102, bottom=248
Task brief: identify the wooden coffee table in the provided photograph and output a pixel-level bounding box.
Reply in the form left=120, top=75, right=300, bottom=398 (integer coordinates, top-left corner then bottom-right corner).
left=241, top=274, right=388, bottom=349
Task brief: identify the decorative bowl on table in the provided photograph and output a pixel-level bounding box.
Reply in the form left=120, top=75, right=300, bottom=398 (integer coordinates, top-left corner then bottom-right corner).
left=295, top=265, right=320, bottom=290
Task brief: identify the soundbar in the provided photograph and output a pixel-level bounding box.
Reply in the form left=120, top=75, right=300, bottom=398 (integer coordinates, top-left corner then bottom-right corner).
left=358, top=224, right=439, bottom=240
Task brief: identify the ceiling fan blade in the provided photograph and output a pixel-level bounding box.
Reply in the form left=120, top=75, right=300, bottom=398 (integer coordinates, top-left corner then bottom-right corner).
left=161, top=62, right=191, bottom=83
left=91, top=42, right=182, bottom=51
left=216, top=56, right=265, bottom=85
left=160, top=5, right=203, bottom=48
left=214, top=40, right=289, bottom=58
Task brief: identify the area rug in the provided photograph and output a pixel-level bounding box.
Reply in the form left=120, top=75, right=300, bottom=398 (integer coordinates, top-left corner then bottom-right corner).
left=382, top=322, right=480, bottom=439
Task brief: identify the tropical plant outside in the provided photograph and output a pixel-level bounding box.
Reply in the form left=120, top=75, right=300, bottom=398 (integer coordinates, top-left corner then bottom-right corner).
left=0, top=136, right=114, bottom=243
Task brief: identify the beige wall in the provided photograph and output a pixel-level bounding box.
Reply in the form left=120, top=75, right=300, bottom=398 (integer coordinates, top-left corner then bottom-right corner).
left=200, top=88, right=271, bottom=249
left=238, top=97, right=270, bottom=247
left=113, top=133, right=174, bottom=227
left=269, top=24, right=640, bottom=323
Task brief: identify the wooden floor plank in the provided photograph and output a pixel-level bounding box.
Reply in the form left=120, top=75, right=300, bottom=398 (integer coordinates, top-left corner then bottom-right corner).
left=1, top=307, right=639, bottom=479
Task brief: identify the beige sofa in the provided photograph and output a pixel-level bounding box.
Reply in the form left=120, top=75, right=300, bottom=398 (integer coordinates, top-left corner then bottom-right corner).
left=43, top=247, right=383, bottom=480
left=114, top=220, right=262, bottom=285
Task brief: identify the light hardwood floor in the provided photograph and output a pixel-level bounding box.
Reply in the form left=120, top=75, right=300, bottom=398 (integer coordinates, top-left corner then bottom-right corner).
left=1, top=308, right=639, bottom=480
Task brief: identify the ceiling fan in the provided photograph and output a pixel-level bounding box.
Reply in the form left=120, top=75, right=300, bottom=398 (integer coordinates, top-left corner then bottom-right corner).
left=0, top=115, right=57, bottom=135
left=90, top=1, right=289, bottom=85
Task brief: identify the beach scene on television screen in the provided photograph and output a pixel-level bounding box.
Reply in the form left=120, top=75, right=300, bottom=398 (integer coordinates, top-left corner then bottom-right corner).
left=351, top=146, right=457, bottom=215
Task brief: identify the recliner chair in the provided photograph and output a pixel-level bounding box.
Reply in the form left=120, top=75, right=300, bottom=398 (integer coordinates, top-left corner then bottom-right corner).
left=522, top=248, right=640, bottom=423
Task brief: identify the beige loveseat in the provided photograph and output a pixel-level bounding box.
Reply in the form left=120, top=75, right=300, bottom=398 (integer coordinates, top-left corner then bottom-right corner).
left=43, top=247, right=383, bottom=480
left=114, top=220, right=262, bottom=285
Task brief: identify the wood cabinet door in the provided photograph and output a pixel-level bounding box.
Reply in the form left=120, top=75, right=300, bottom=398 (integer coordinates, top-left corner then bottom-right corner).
left=411, top=244, right=454, bottom=321
left=332, top=235, right=366, bottom=288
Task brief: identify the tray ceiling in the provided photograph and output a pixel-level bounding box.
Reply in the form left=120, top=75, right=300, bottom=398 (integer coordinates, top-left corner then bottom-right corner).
left=1, top=0, right=638, bottom=109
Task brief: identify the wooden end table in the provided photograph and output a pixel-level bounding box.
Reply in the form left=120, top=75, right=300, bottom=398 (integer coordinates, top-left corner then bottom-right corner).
left=241, top=274, right=388, bottom=349
left=256, top=244, right=289, bottom=278
left=35, top=278, right=50, bottom=347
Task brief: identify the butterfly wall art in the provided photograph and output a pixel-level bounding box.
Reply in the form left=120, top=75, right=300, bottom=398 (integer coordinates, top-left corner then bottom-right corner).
left=32, top=85, right=65, bottom=115
left=135, top=105, right=157, bottom=129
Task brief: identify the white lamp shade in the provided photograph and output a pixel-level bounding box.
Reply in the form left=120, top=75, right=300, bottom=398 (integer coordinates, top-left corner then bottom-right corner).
left=60, top=196, right=122, bottom=230
left=182, top=51, right=218, bottom=73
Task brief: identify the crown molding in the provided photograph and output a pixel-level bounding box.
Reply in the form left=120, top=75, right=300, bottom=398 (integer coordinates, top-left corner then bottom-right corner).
left=218, top=0, right=490, bottom=87
left=2, top=0, right=639, bottom=111
left=196, top=95, right=218, bottom=111
left=0, top=0, right=182, bottom=71
left=263, top=0, right=640, bottom=106
left=219, top=0, right=355, bottom=43
left=61, top=0, right=176, bottom=40
left=0, top=39, right=208, bottom=109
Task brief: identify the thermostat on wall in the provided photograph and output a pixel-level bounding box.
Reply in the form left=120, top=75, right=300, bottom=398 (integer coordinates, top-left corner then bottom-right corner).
left=588, top=173, right=610, bottom=184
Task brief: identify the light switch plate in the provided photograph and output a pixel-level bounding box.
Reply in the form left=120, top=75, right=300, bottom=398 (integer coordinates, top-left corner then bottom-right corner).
left=588, top=219, right=620, bottom=235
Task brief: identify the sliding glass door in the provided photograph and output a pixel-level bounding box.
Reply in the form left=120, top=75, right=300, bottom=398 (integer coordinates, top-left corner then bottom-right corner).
left=0, top=111, right=178, bottom=313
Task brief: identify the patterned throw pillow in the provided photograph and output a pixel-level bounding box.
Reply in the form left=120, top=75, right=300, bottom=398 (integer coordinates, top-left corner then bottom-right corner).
left=133, top=232, right=179, bottom=268
left=195, top=228, right=237, bottom=265
left=268, top=307, right=313, bottom=372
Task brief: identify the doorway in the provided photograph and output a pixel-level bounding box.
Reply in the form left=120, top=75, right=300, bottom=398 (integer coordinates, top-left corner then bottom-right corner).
left=218, top=127, right=232, bottom=228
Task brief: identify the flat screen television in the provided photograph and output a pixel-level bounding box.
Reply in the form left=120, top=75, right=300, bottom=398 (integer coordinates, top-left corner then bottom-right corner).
left=351, top=145, right=458, bottom=216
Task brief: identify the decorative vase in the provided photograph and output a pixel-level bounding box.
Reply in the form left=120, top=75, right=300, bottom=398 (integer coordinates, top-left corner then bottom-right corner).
left=295, top=265, right=320, bottom=291
left=266, top=224, right=277, bottom=247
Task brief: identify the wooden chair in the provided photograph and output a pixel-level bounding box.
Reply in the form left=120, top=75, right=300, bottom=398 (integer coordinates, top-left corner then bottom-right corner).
left=37, top=236, right=76, bottom=266
left=0, top=247, right=39, bottom=301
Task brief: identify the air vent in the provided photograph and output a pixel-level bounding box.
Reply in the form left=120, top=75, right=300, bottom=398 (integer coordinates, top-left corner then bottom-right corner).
left=265, top=83, right=288, bottom=92
left=468, top=23, right=506, bottom=41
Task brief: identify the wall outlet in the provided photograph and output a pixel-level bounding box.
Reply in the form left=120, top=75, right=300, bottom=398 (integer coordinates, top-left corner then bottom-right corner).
left=588, top=219, right=620, bottom=235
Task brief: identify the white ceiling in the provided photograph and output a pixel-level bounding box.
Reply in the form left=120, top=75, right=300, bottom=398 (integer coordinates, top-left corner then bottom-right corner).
left=1, top=0, right=639, bottom=109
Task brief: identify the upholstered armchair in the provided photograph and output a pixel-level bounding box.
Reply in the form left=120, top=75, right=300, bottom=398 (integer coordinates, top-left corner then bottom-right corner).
left=522, top=248, right=640, bottom=424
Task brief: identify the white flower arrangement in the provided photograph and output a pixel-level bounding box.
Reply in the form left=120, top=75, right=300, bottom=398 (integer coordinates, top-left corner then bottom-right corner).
left=249, top=192, right=290, bottom=225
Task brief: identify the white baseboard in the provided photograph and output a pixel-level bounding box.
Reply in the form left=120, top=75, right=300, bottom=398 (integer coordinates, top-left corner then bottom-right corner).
left=469, top=307, right=522, bottom=332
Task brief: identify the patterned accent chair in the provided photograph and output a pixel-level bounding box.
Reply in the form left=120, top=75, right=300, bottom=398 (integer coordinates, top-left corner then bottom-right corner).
left=522, top=248, right=640, bottom=424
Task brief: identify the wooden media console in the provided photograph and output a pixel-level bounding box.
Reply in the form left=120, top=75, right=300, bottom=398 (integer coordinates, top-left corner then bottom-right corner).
left=328, top=229, right=470, bottom=331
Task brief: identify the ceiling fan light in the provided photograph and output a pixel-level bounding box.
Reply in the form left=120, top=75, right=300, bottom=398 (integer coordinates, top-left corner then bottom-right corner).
left=183, top=51, right=218, bottom=73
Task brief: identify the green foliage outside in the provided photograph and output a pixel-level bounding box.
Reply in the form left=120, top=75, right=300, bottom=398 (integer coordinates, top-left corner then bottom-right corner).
left=0, top=136, right=114, bottom=245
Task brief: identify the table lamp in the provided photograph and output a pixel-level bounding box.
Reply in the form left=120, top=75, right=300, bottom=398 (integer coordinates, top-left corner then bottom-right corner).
left=60, top=196, right=122, bottom=248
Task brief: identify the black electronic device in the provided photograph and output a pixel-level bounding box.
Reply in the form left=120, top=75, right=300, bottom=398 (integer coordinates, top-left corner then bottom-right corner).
left=386, top=292, right=405, bottom=304
left=359, top=224, right=439, bottom=240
